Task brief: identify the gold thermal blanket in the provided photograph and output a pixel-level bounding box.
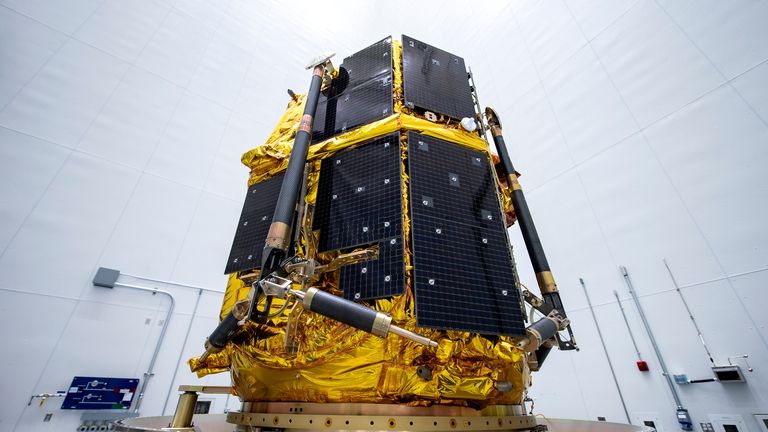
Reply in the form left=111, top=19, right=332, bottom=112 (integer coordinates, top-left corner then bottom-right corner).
left=190, top=40, right=526, bottom=408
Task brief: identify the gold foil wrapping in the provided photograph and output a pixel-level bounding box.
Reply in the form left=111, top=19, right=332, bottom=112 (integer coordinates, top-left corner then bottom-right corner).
left=191, top=39, right=527, bottom=408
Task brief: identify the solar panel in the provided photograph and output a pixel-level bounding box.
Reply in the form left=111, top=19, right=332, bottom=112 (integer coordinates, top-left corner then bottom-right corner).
left=335, top=76, right=392, bottom=134
left=313, top=37, right=393, bottom=142
left=339, top=236, right=404, bottom=301
left=407, top=132, right=525, bottom=336
left=224, top=175, right=284, bottom=274
left=313, top=132, right=404, bottom=300
left=313, top=98, right=333, bottom=142
left=402, top=35, right=476, bottom=121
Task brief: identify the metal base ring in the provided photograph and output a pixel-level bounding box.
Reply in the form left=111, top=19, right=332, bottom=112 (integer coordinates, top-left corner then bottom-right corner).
left=227, top=411, right=538, bottom=431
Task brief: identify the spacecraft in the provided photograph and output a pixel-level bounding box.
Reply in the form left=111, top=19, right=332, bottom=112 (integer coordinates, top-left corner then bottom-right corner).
left=112, top=35, right=642, bottom=432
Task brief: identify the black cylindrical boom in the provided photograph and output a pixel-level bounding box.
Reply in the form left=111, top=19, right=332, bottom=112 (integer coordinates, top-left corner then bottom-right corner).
left=486, top=107, right=576, bottom=352
left=207, top=312, right=239, bottom=350
left=487, top=108, right=553, bottom=292
left=299, top=288, right=437, bottom=347
left=198, top=299, right=249, bottom=361
left=251, top=61, right=329, bottom=322
left=302, top=287, right=381, bottom=334
left=261, top=64, right=325, bottom=271
left=199, top=59, right=331, bottom=360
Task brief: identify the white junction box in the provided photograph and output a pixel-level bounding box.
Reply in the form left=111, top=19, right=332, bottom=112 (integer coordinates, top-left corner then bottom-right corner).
left=709, top=414, right=747, bottom=432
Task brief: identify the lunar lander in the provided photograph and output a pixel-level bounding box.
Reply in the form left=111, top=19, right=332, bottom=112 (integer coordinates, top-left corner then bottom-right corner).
left=117, top=35, right=592, bottom=432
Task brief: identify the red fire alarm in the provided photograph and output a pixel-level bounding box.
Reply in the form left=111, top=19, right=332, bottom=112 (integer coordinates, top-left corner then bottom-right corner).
left=637, top=360, right=649, bottom=372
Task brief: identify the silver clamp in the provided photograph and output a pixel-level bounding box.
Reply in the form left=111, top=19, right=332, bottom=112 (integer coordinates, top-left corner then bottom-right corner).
left=305, top=52, right=335, bottom=70
left=284, top=259, right=319, bottom=281
left=258, top=276, right=293, bottom=298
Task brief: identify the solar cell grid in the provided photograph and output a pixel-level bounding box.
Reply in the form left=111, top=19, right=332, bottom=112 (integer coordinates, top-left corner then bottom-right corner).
left=312, top=98, right=332, bottom=142
left=225, top=175, right=284, bottom=274
left=410, top=137, right=500, bottom=227
left=334, top=76, right=392, bottom=134
left=312, top=37, right=393, bottom=142
left=339, top=236, right=404, bottom=301
left=402, top=35, right=476, bottom=121
left=313, top=133, right=402, bottom=252
left=342, top=37, right=393, bottom=88
left=407, top=132, right=525, bottom=336
left=313, top=132, right=405, bottom=300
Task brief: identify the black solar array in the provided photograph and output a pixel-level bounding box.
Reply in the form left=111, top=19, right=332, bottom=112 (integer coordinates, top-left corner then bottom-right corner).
left=339, top=236, right=404, bottom=301
left=313, top=132, right=405, bottom=300
left=313, top=37, right=393, bottom=142
left=407, top=132, right=525, bottom=336
left=402, top=35, right=476, bottom=121
left=225, top=175, right=284, bottom=274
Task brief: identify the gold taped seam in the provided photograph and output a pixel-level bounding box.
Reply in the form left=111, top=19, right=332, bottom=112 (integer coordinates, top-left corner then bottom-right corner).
left=392, top=39, right=404, bottom=113
left=536, top=271, right=558, bottom=294
left=400, top=115, right=488, bottom=153
left=241, top=111, right=491, bottom=186
left=507, top=173, right=522, bottom=191
left=299, top=114, right=313, bottom=133
left=265, top=222, right=291, bottom=250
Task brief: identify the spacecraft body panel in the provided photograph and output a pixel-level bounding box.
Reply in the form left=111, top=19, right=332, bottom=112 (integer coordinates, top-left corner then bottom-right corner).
left=190, top=38, right=528, bottom=409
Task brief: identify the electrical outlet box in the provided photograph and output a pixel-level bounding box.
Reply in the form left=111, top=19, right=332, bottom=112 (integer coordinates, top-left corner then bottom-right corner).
left=674, top=374, right=689, bottom=384
left=633, top=412, right=663, bottom=432
left=709, top=414, right=746, bottom=432
left=93, top=267, right=120, bottom=288
left=754, top=414, right=768, bottom=432
left=195, top=399, right=212, bottom=414
left=712, top=365, right=746, bottom=383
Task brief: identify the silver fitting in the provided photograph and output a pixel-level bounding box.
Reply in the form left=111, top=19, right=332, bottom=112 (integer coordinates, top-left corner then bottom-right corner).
left=305, top=52, right=335, bottom=70
left=258, top=276, right=292, bottom=298
left=284, top=259, right=318, bottom=281
left=518, top=314, right=560, bottom=353
left=371, top=313, right=392, bottom=338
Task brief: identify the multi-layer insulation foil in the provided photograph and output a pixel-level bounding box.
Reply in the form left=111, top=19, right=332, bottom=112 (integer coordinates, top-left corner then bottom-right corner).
left=190, top=40, right=526, bottom=408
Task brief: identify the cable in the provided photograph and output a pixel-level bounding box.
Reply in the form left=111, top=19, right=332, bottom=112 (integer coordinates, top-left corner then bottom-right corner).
left=112, top=282, right=174, bottom=414
left=663, top=258, right=716, bottom=366
left=613, top=290, right=642, bottom=361
left=162, top=289, right=203, bottom=415
left=267, top=297, right=293, bottom=318
left=580, top=278, right=631, bottom=423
